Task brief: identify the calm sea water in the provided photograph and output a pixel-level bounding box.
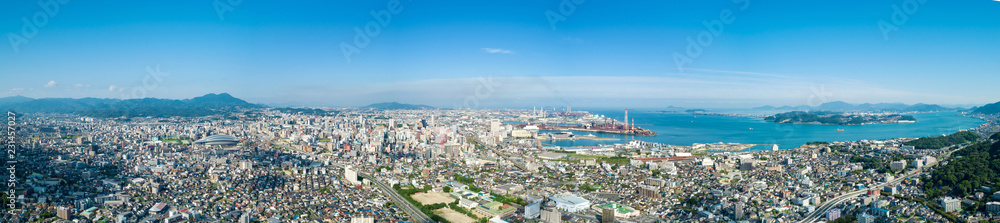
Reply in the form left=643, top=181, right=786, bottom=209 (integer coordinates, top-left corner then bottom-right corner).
left=541, top=109, right=985, bottom=151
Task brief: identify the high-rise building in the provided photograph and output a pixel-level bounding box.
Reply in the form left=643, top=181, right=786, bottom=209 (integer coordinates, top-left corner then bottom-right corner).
left=941, top=197, right=962, bottom=212
left=344, top=166, right=359, bottom=185
left=239, top=211, right=251, bottom=223
left=541, top=207, right=561, bottom=223
left=890, top=160, right=907, bottom=171
left=602, top=207, right=615, bottom=223
left=151, top=182, right=161, bottom=194
left=240, top=160, right=252, bottom=170
left=57, top=206, right=70, bottom=220
left=637, top=185, right=660, bottom=198
left=857, top=213, right=875, bottom=223
left=734, top=202, right=744, bottom=219
left=827, top=208, right=841, bottom=221
left=525, top=201, right=541, bottom=219
left=490, top=119, right=502, bottom=133
left=987, top=202, right=1000, bottom=213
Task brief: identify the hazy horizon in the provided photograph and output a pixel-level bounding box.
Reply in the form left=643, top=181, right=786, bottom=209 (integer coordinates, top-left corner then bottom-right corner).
left=0, top=92, right=987, bottom=110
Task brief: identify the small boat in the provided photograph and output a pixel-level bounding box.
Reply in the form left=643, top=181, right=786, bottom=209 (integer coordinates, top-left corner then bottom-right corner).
left=837, top=129, right=845, bottom=132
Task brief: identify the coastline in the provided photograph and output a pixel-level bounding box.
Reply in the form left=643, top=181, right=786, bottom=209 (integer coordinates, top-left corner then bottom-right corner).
left=551, top=111, right=989, bottom=154
left=562, top=127, right=658, bottom=136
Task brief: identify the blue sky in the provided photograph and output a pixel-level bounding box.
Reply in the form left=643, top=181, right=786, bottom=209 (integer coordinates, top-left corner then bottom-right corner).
left=1, top=0, right=999, bottom=108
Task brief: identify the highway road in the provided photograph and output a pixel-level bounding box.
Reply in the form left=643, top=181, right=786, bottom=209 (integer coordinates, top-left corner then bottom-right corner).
left=799, top=142, right=971, bottom=223
left=276, top=142, right=433, bottom=223
left=797, top=171, right=917, bottom=222
left=359, top=172, right=434, bottom=223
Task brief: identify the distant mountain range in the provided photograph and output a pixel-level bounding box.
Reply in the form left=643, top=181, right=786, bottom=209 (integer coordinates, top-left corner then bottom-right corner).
left=753, top=101, right=955, bottom=113
left=363, top=102, right=434, bottom=110
left=0, top=93, right=261, bottom=118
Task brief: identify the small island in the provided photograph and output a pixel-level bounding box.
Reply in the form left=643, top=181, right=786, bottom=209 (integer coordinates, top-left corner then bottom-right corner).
left=764, top=111, right=916, bottom=125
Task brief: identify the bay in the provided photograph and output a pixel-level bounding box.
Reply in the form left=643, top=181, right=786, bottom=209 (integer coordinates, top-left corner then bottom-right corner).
left=539, top=109, right=985, bottom=152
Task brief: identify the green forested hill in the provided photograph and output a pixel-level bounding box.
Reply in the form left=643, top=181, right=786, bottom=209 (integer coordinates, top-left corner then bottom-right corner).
left=0, top=93, right=260, bottom=118
left=923, top=138, right=1000, bottom=198
left=903, top=131, right=980, bottom=150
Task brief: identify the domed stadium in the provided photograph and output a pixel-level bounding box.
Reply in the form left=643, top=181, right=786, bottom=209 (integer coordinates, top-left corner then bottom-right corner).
left=193, top=135, right=240, bottom=146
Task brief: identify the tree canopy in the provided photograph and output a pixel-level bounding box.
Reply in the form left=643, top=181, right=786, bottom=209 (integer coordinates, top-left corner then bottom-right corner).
left=904, top=131, right=980, bottom=150
left=923, top=140, right=1000, bottom=198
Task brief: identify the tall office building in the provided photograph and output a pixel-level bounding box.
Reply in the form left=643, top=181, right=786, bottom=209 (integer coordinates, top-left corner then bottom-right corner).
left=490, top=119, right=502, bottom=132
left=602, top=207, right=616, bottom=223
left=239, top=211, right=251, bottom=223
left=525, top=201, right=541, bottom=219
left=827, top=208, right=841, bottom=221
left=637, top=185, right=660, bottom=198
left=941, top=197, right=962, bottom=212
left=856, top=213, right=875, bottom=223
left=734, top=202, right=745, bottom=219
left=151, top=182, right=161, bottom=194
left=344, top=165, right=359, bottom=185
left=541, top=207, right=561, bottom=223
left=57, top=206, right=70, bottom=220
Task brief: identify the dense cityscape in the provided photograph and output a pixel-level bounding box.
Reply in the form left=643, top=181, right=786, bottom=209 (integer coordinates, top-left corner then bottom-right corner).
left=3, top=100, right=1000, bottom=222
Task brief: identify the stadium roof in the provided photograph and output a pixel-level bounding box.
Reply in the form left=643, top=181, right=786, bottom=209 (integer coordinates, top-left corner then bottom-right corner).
left=193, top=135, right=239, bottom=145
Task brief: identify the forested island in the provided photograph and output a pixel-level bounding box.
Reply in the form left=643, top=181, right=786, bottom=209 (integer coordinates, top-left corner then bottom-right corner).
left=764, top=111, right=916, bottom=125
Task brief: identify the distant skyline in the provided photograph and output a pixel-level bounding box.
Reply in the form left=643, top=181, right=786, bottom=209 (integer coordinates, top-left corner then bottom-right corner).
left=2, top=0, right=999, bottom=108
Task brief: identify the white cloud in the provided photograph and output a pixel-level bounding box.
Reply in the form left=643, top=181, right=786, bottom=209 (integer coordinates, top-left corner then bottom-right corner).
left=481, top=48, right=514, bottom=54
left=44, top=80, right=57, bottom=88
left=74, top=84, right=90, bottom=88
left=1, top=88, right=27, bottom=97
left=109, top=85, right=121, bottom=92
